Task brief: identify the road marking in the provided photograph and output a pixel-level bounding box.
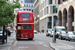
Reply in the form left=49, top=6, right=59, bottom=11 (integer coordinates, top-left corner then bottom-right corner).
left=36, top=40, right=48, bottom=47
left=43, top=44, right=48, bottom=47
left=18, top=46, right=29, bottom=48
left=13, top=41, right=17, bottom=46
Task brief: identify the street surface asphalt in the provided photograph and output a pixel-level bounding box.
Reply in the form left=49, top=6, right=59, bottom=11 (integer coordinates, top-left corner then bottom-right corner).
left=0, top=32, right=75, bottom=50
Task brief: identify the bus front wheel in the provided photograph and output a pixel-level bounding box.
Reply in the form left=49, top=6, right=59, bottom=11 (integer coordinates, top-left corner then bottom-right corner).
left=28, top=38, right=33, bottom=40
left=16, top=38, right=20, bottom=40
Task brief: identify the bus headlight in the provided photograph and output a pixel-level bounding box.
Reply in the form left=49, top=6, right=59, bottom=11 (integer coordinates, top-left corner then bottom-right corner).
left=18, top=26, right=21, bottom=30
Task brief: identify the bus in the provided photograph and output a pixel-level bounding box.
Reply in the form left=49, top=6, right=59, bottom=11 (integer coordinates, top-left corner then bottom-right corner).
left=16, top=11, right=34, bottom=40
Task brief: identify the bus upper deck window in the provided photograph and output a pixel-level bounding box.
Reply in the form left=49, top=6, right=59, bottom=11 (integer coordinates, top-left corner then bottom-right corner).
left=21, top=14, right=30, bottom=17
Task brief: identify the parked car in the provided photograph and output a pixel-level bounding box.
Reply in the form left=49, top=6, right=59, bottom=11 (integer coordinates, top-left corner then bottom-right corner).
left=7, top=27, right=13, bottom=33
left=46, top=29, right=53, bottom=37
left=66, top=31, right=75, bottom=41
left=53, top=26, right=66, bottom=38
left=34, top=30, right=37, bottom=34
left=59, top=31, right=66, bottom=40
left=50, top=31, right=54, bottom=37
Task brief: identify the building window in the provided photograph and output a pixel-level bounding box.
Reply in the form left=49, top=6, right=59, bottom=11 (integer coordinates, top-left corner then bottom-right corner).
left=29, top=9, right=31, bottom=11
left=58, top=0, right=60, bottom=4
left=24, top=9, right=26, bottom=11
left=49, top=0, right=52, bottom=4
left=63, top=0, right=67, bottom=2
left=48, top=17, right=52, bottom=28
left=24, top=4, right=26, bottom=7
left=30, top=5, right=32, bottom=7
left=53, top=6, right=57, bottom=13
left=24, top=0, right=34, bottom=3
left=29, top=5, right=30, bottom=7
left=32, top=10, right=33, bottom=12
left=54, top=16, right=57, bottom=26
left=63, top=0, right=65, bottom=1
left=27, top=9, right=28, bottom=11
left=31, top=0, right=34, bottom=3
left=25, top=4, right=27, bottom=7
left=27, top=4, right=28, bottom=7
left=47, top=7, right=48, bottom=14
left=28, top=4, right=29, bottom=7
left=31, top=5, right=33, bottom=7
left=21, top=1, right=23, bottom=3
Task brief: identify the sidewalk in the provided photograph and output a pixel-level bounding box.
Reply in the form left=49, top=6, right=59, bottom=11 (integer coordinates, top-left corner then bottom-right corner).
left=39, top=33, right=75, bottom=50
left=50, top=42, right=75, bottom=50
left=0, top=38, right=14, bottom=47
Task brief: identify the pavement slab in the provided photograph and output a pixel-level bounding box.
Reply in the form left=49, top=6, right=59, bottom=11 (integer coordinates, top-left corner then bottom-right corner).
left=0, top=40, right=13, bottom=47
left=50, top=42, right=75, bottom=50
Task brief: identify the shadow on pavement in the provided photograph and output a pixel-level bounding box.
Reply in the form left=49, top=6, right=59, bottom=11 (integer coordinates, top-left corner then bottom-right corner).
left=17, top=39, right=35, bottom=41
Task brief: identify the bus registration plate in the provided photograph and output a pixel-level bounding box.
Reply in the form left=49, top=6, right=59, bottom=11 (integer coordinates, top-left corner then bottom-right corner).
left=23, top=18, right=28, bottom=21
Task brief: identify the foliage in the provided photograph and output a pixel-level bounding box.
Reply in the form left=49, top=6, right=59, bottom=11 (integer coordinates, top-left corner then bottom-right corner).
left=0, top=0, right=21, bottom=26
left=10, top=24, right=13, bottom=28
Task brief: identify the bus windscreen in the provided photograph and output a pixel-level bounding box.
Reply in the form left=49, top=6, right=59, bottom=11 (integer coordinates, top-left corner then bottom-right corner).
left=21, top=14, right=30, bottom=17
left=22, top=25, right=31, bottom=29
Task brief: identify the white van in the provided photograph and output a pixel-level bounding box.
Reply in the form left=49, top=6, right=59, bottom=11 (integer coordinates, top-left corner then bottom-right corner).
left=53, top=26, right=66, bottom=38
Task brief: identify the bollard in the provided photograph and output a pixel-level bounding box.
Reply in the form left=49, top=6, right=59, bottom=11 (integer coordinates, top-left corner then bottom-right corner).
left=52, top=28, right=56, bottom=43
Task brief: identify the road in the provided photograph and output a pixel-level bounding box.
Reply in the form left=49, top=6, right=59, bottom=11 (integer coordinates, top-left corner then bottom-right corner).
left=0, top=32, right=75, bottom=50
left=35, top=34, right=75, bottom=47
left=7, top=32, right=53, bottom=50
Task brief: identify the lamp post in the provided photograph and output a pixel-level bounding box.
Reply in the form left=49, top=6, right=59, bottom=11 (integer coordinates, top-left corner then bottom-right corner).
left=52, top=27, right=56, bottom=43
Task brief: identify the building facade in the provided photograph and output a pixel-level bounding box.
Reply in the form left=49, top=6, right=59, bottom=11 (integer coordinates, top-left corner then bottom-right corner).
left=14, top=0, right=34, bottom=30
left=56, top=0, right=75, bottom=31
left=14, top=0, right=34, bottom=15
left=38, top=0, right=58, bottom=33
left=34, top=0, right=40, bottom=31
left=19, top=0, right=34, bottom=13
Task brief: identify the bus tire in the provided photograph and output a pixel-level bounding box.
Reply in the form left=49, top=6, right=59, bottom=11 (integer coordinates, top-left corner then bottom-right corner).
left=2, top=40, right=4, bottom=44
left=16, top=38, right=20, bottom=40
left=28, top=38, right=33, bottom=40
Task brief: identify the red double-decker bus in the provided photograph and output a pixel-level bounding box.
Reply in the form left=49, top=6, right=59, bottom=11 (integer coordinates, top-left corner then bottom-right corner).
left=16, top=11, right=34, bottom=40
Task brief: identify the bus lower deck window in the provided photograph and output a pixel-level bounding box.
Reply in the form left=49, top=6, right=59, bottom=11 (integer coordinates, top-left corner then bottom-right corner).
left=22, top=25, right=31, bottom=29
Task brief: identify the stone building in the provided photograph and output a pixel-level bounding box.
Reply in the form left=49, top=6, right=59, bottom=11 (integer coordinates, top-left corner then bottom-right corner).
left=34, top=0, right=40, bottom=31
left=56, top=0, right=75, bottom=31
left=34, top=0, right=58, bottom=33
